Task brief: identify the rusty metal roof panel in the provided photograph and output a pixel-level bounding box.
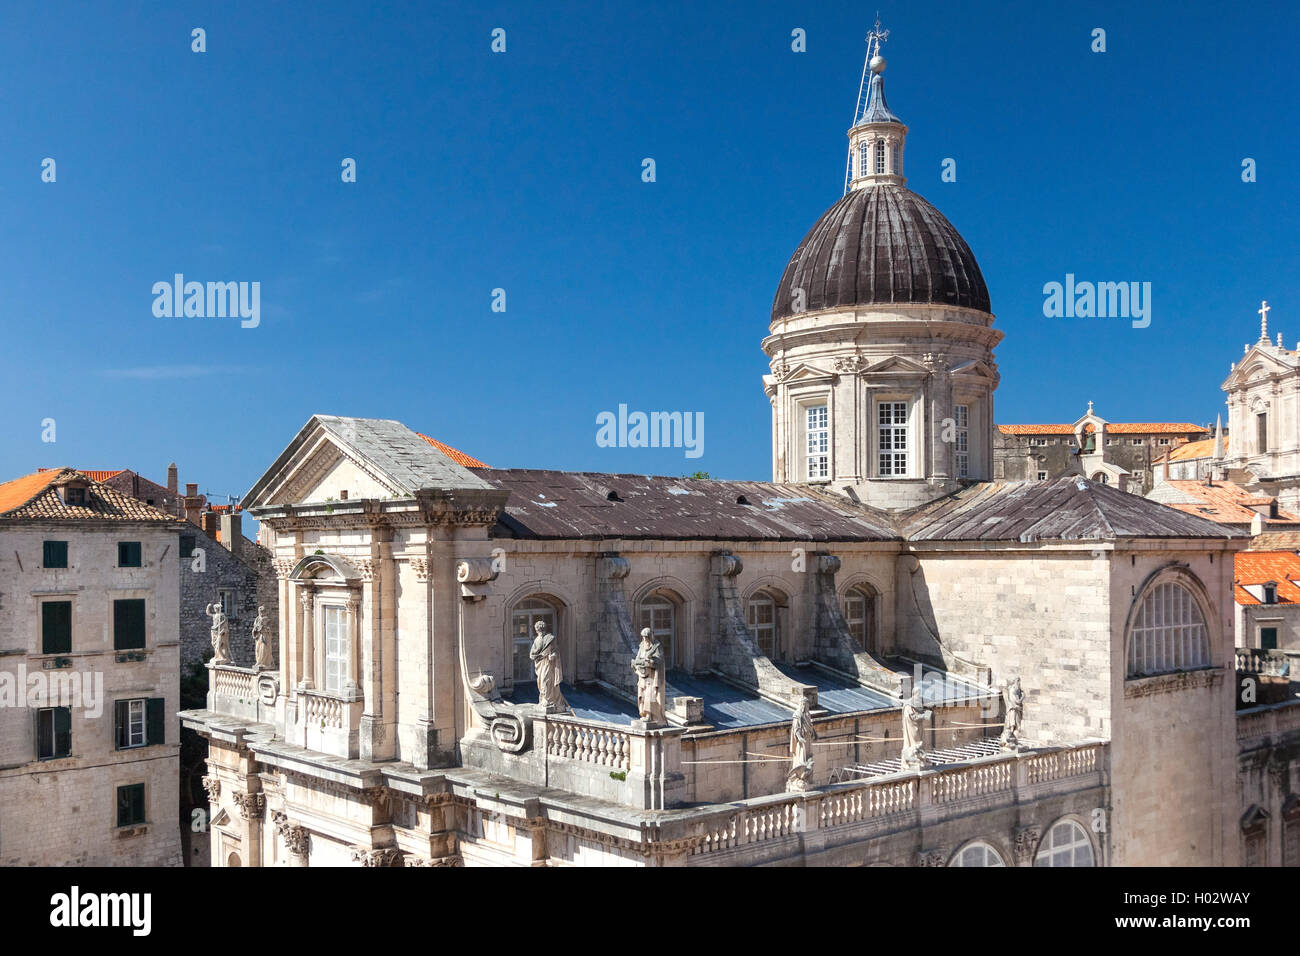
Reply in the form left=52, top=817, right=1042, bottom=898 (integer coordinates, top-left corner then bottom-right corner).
left=473, top=469, right=900, bottom=542
left=902, top=476, right=1245, bottom=542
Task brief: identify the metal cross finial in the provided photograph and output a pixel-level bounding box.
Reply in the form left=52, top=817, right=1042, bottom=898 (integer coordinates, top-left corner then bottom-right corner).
left=1259, top=299, right=1271, bottom=340
left=867, top=15, right=890, bottom=59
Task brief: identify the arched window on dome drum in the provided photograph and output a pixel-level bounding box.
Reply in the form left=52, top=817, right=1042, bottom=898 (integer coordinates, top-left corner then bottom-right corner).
left=950, top=842, right=1005, bottom=867
left=806, top=405, right=829, bottom=480
left=859, top=141, right=869, bottom=179
left=875, top=140, right=886, bottom=175
left=1127, top=581, right=1209, bottom=678
left=892, top=143, right=900, bottom=176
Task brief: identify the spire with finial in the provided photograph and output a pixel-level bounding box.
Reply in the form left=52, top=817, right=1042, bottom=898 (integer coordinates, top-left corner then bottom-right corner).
left=1213, top=413, right=1225, bottom=460
left=843, top=18, right=907, bottom=193
left=1259, top=299, right=1271, bottom=343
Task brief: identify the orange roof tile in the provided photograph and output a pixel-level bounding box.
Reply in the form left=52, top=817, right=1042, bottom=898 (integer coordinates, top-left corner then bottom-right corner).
left=36, top=467, right=127, bottom=483
left=1156, top=480, right=1300, bottom=526
left=1235, top=551, right=1300, bottom=605
left=1152, top=437, right=1226, bottom=464
left=416, top=433, right=487, bottom=469
left=999, top=423, right=1207, bottom=436
left=0, top=469, right=180, bottom=523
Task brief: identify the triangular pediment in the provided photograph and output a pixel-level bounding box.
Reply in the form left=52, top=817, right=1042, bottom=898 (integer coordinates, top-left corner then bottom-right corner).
left=864, top=355, right=928, bottom=375
left=243, top=415, right=491, bottom=509
left=773, top=361, right=835, bottom=384
left=1224, top=346, right=1295, bottom=389
left=950, top=359, right=999, bottom=382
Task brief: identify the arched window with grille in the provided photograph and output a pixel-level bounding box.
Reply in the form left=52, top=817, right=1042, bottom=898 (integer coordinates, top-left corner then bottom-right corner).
left=1127, top=579, right=1210, bottom=678
left=510, top=597, right=558, bottom=683
left=747, top=590, right=781, bottom=659
left=875, top=140, right=886, bottom=174
left=950, top=841, right=1005, bottom=867
left=858, top=141, right=869, bottom=179
left=638, top=593, right=677, bottom=669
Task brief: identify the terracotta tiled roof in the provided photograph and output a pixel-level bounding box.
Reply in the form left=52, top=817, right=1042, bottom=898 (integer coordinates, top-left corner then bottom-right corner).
left=1149, top=480, right=1300, bottom=526
left=36, top=467, right=127, bottom=483
left=1251, top=531, right=1300, bottom=551
left=416, top=433, right=487, bottom=469
left=998, top=423, right=1206, bottom=436
left=0, top=469, right=180, bottom=522
left=1235, top=551, right=1300, bottom=605
left=1152, top=437, right=1226, bottom=464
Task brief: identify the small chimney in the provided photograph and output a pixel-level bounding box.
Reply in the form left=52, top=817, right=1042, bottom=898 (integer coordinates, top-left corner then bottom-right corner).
left=167, top=462, right=178, bottom=494
left=202, top=510, right=220, bottom=540
left=218, top=512, right=242, bottom=560
left=186, top=483, right=198, bottom=497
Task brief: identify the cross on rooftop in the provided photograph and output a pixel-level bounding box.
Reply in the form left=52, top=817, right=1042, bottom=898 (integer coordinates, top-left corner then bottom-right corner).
left=867, top=15, right=889, bottom=59
left=1260, top=299, right=1271, bottom=341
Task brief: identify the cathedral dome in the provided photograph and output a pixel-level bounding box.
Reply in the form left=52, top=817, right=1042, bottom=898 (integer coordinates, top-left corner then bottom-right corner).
left=771, top=184, right=991, bottom=323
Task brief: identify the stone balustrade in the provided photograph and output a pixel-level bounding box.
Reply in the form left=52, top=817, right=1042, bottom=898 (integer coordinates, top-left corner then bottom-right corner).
left=545, top=718, right=632, bottom=771
left=207, top=663, right=264, bottom=722
left=688, top=741, right=1107, bottom=860
left=295, top=688, right=364, bottom=759
left=1237, top=698, right=1300, bottom=745
left=536, top=715, right=685, bottom=810
left=1235, top=647, right=1293, bottom=677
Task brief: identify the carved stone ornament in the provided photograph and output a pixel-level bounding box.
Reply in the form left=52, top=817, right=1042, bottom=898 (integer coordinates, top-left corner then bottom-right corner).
left=833, top=353, right=870, bottom=375
left=272, top=558, right=296, bottom=580
left=351, top=846, right=405, bottom=867
left=272, top=810, right=310, bottom=858
left=1013, top=826, right=1041, bottom=865
left=411, top=557, right=430, bottom=582
left=201, top=775, right=221, bottom=803
left=916, top=849, right=948, bottom=867
left=233, top=790, right=265, bottom=820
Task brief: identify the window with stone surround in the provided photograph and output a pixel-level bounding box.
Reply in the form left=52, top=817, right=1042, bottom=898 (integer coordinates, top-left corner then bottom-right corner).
left=511, top=598, right=558, bottom=683
left=877, top=401, right=909, bottom=477
left=805, top=404, right=829, bottom=480
left=638, top=593, right=677, bottom=669
left=114, top=698, right=164, bottom=749
left=875, top=139, right=886, bottom=174
left=323, top=605, right=349, bottom=694
left=858, top=141, right=869, bottom=178
left=1257, top=412, right=1268, bottom=455
left=746, top=590, right=781, bottom=659
left=116, top=783, right=146, bottom=828
left=953, top=404, right=969, bottom=478
left=36, top=706, right=71, bottom=760
left=41, top=599, right=72, bottom=654
left=1034, top=820, right=1094, bottom=867
left=1126, top=580, right=1209, bottom=678
left=950, top=841, right=1005, bottom=867
left=842, top=585, right=877, bottom=651
left=1036, top=471, right=1048, bottom=481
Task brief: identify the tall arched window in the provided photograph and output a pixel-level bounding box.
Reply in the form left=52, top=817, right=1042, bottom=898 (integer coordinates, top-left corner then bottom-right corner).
left=747, top=590, right=781, bottom=658
left=1127, top=580, right=1210, bottom=677
left=638, top=593, right=677, bottom=669
left=891, top=143, right=900, bottom=175
left=1034, top=820, right=1095, bottom=867
left=842, top=585, right=877, bottom=651
left=950, top=842, right=1005, bottom=867
left=858, top=141, right=869, bottom=178
left=511, top=597, right=558, bottom=683
left=875, top=140, right=886, bottom=174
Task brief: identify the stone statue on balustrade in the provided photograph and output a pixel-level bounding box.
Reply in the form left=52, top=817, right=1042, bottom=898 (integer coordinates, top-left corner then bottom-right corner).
left=632, top=627, right=667, bottom=726
left=786, top=697, right=816, bottom=791
left=529, top=620, right=570, bottom=714
left=900, top=686, right=931, bottom=770
left=1000, top=676, right=1024, bottom=751
left=252, top=605, right=274, bottom=670
left=206, top=603, right=232, bottom=665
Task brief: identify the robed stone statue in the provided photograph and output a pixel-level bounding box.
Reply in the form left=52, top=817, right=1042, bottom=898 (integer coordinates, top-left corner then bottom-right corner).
left=900, top=686, right=931, bottom=769
left=253, top=605, right=274, bottom=670
left=206, top=602, right=232, bottom=665
left=529, top=620, right=569, bottom=714
left=1000, top=676, right=1024, bottom=751
left=786, top=697, right=816, bottom=791
left=632, top=627, right=666, bottom=725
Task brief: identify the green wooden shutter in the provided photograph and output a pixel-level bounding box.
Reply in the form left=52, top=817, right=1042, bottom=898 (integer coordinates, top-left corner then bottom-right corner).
left=114, top=700, right=129, bottom=749
left=146, top=698, right=165, bottom=745
left=41, top=601, right=72, bottom=654
left=113, top=599, right=146, bottom=649
left=54, top=707, right=72, bottom=757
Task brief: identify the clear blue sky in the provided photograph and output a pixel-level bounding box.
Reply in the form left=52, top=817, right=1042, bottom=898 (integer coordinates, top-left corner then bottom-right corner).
left=1, top=0, right=1297, bottom=499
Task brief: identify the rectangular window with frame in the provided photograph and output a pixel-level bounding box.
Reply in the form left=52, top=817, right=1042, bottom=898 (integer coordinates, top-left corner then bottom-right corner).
left=41, top=600, right=72, bottom=654
left=113, top=599, right=146, bottom=650
left=118, top=541, right=142, bottom=567
left=43, top=541, right=68, bottom=568
left=115, top=698, right=164, bottom=749
left=219, top=589, right=236, bottom=618
left=116, top=783, right=146, bottom=828
left=37, top=706, right=72, bottom=760
left=954, top=404, right=970, bottom=478
left=324, top=605, right=349, bottom=694
left=805, top=404, right=829, bottom=480
left=1037, top=471, right=1048, bottom=481
left=1257, top=413, right=1269, bottom=454
left=1130, top=438, right=1144, bottom=446
left=877, top=401, right=909, bottom=476
left=1260, top=626, right=1279, bottom=650
left=180, top=535, right=196, bottom=559
left=1029, top=437, right=1048, bottom=446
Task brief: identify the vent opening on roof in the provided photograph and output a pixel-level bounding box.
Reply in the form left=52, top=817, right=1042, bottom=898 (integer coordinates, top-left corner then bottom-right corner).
left=603, top=489, right=622, bottom=502
left=736, top=495, right=751, bottom=505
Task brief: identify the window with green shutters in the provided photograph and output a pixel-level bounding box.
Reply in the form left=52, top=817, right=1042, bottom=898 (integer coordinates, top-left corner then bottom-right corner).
left=41, top=601, right=72, bottom=654
left=113, top=599, right=146, bottom=649
left=114, top=698, right=165, bottom=748
left=116, top=783, right=146, bottom=827
left=43, top=541, right=68, bottom=568
left=37, top=707, right=72, bottom=759
left=118, top=541, right=142, bottom=567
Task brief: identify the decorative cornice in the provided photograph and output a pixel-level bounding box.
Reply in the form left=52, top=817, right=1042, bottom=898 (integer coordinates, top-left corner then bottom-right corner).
left=351, top=846, right=405, bottom=867
left=1124, top=667, right=1223, bottom=699
left=233, top=790, right=265, bottom=820
left=271, top=810, right=310, bottom=857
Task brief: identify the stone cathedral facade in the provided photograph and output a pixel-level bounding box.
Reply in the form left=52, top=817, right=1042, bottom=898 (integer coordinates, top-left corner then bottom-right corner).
left=184, top=42, right=1300, bottom=868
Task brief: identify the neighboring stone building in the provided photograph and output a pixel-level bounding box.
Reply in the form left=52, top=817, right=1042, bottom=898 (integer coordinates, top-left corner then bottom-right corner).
left=1234, top=552, right=1300, bottom=655
left=1147, top=479, right=1300, bottom=536
left=181, top=31, right=1297, bottom=869
left=994, top=402, right=1209, bottom=494
left=0, top=469, right=184, bottom=866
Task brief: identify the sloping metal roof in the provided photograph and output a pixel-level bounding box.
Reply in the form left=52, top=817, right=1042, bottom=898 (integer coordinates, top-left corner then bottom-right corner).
left=901, top=476, right=1245, bottom=542
left=855, top=71, right=903, bottom=125
left=771, top=184, right=991, bottom=321
left=473, top=469, right=899, bottom=542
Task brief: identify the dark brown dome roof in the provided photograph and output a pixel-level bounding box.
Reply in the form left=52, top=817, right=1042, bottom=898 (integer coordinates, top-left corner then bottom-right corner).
left=771, top=185, right=991, bottom=322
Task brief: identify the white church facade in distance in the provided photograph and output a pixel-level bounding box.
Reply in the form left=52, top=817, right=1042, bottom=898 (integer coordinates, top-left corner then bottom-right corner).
left=183, top=34, right=1300, bottom=868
